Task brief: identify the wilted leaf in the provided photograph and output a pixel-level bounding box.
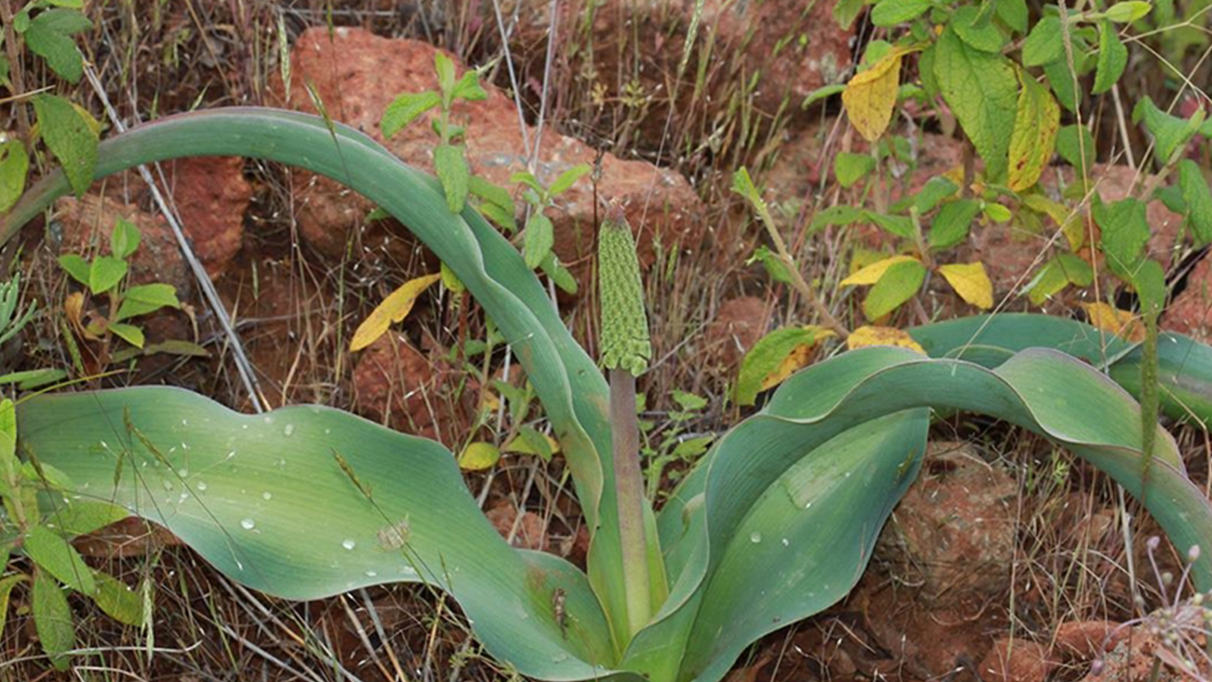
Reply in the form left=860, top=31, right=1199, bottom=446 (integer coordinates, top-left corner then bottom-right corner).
left=0, top=574, right=25, bottom=641
left=938, top=262, right=994, bottom=309
left=1008, top=72, right=1060, bottom=191
left=458, top=441, right=501, bottom=471
left=1081, top=302, right=1145, bottom=342
left=846, top=325, right=925, bottom=353
left=841, top=255, right=921, bottom=286
left=734, top=326, right=832, bottom=405
left=935, top=28, right=1018, bottom=181
left=350, top=274, right=441, bottom=351
left=842, top=48, right=907, bottom=142
left=864, top=259, right=927, bottom=320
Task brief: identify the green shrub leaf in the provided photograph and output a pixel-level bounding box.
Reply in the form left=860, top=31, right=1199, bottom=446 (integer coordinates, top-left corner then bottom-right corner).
left=0, top=139, right=29, bottom=213
left=834, top=152, right=876, bottom=189
left=929, top=199, right=981, bottom=249
left=23, top=525, right=96, bottom=595
left=88, top=255, right=127, bottom=293
left=434, top=143, right=470, bottom=213
left=1022, top=15, right=1064, bottom=66
left=914, top=176, right=959, bottom=214
left=381, top=91, right=440, bottom=138
left=935, top=28, right=1017, bottom=182
left=57, top=253, right=90, bottom=287
left=108, top=322, right=145, bottom=348
left=114, top=283, right=180, bottom=322
left=109, top=216, right=140, bottom=259
left=24, top=8, right=91, bottom=83
left=523, top=212, right=554, bottom=269
left=31, top=571, right=74, bottom=670
left=1096, top=198, right=1149, bottom=275
left=871, top=0, right=931, bottom=26
left=864, top=259, right=926, bottom=319
left=952, top=5, right=1007, bottom=53
left=1093, top=21, right=1128, bottom=94
left=1179, top=159, right=1212, bottom=244
left=32, top=93, right=98, bottom=197
left=1056, top=124, right=1096, bottom=170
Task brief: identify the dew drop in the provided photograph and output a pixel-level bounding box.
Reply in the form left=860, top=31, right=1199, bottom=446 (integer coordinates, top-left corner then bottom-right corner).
left=342, top=539, right=356, bottom=551
left=196, top=481, right=208, bottom=491
left=804, top=501, right=813, bottom=510
left=365, top=570, right=377, bottom=578
left=262, top=491, right=272, bottom=500
left=161, top=480, right=174, bottom=491
left=284, top=424, right=295, bottom=437
left=241, top=518, right=256, bottom=530
left=177, top=468, right=189, bottom=478
left=781, top=537, right=790, bottom=547
left=749, top=532, right=762, bottom=544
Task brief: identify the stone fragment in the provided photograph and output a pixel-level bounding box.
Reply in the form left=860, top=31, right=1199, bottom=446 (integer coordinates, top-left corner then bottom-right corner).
left=978, top=638, right=1055, bottom=682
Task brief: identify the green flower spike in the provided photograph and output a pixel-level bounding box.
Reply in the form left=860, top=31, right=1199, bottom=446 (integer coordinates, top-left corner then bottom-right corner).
left=598, top=201, right=651, bottom=376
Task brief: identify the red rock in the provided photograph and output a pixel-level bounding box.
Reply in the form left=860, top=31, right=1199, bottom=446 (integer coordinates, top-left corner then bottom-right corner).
left=706, top=296, right=769, bottom=368
left=1055, top=620, right=1123, bottom=660
left=351, top=333, right=449, bottom=441
left=1164, top=256, right=1212, bottom=341
left=268, top=27, right=704, bottom=283
left=485, top=500, right=548, bottom=552
left=978, top=638, right=1055, bottom=682
left=155, top=156, right=249, bottom=277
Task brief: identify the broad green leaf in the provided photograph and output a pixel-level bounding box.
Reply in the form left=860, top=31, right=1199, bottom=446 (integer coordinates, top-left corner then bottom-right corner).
left=548, top=164, right=592, bottom=197
left=996, top=0, right=1029, bottom=34
left=864, top=259, right=927, bottom=319
left=57, top=253, right=90, bottom=287
left=1056, top=124, right=1096, bottom=170
left=935, top=28, right=1018, bottom=181
left=115, top=283, right=180, bottom=321
left=88, top=255, right=127, bottom=293
left=381, top=91, right=441, bottom=138
left=1022, top=15, right=1064, bottom=66
left=108, top=322, right=145, bottom=348
left=863, top=211, right=914, bottom=237
left=1023, top=253, right=1094, bottom=304
left=1133, top=97, right=1205, bottom=166
left=0, top=574, right=25, bottom=641
left=350, top=274, right=441, bottom=351
left=91, top=571, right=145, bottom=626
left=32, top=571, right=74, bottom=670
left=0, top=139, right=28, bottom=213
left=523, top=212, right=555, bottom=269
left=17, top=389, right=617, bottom=677
left=1093, top=21, right=1128, bottom=94
left=914, top=176, right=959, bottom=214
left=1105, top=1, right=1152, bottom=22
left=734, top=326, right=828, bottom=405
left=434, top=143, right=470, bottom=213
left=833, top=152, right=875, bottom=188
left=929, top=199, right=981, bottom=249
left=842, top=48, right=907, bottom=142
left=24, top=9, right=91, bottom=83
left=1044, top=59, right=1081, bottom=113
left=1096, top=198, right=1149, bottom=275
left=841, top=255, right=920, bottom=285
left=23, top=525, right=96, bottom=595
left=1008, top=72, right=1060, bottom=191
left=870, top=0, right=931, bottom=26
left=952, top=5, right=1007, bottom=53
left=458, top=441, right=501, bottom=471
left=32, top=94, right=98, bottom=197
left=938, top=262, right=993, bottom=309
left=1178, top=159, right=1212, bottom=244
left=109, top=216, right=141, bottom=259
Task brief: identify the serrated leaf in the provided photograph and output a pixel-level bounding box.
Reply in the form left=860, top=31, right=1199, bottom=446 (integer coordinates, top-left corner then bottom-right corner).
left=929, top=199, right=982, bottom=248
left=1105, top=1, right=1152, bottom=22
left=1056, top=124, right=1097, bottom=170
left=870, top=0, right=931, bottom=25
left=1133, top=97, right=1204, bottom=166
left=1179, top=160, right=1212, bottom=244
left=952, top=5, right=1007, bottom=53
left=434, top=143, right=470, bottom=213
left=90, top=571, right=146, bottom=626
left=0, top=139, right=29, bottom=213
left=381, top=91, right=441, bottom=138
left=1081, top=302, right=1145, bottom=342
left=1008, top=73, right=1060, bottom=191
left=23, top=525, right=96, bottom=595
left=548, top=164, right=591, bottom=197
left=842, top=48, right=907, bottom=142
left=834, top=152, right=876, bottom=188
left=935, top=28, right=1018, bottom=182
left=1022, top=15, right=1064, bottom=66
left=734, top=326, right=831, bottom=405
left=32, top=94, right=98, bottom=197
left=938, top=262, right=994, bottom=309
left=114, top=283, right=179, bottom=321
left=523, top=213, right=554, bottom=269
left=458, top=441, right=500, bottom=471
left=108, top=322, right=145, bottom=348
left=0, top=574, right=25, bottom=642
left=842, top=255, right=921, bottom=285
left=57, top=253, right=90, bottom=287
left=25, top=9, right=92, bottom=83
left=1093, top=21, right=1128, bottom=94
left=32, top=571, right=74, bottom=670
left=1096, top=198, right=1149, bottom=275
left=847, top=325, right=925, bottom=352
left=350, top=274, right=441, bottom=351
left=863, top=259, right=927, bottom=319
left=914, top=176, right=960, bottom=214
left=88, top=255, right=127, bottom=293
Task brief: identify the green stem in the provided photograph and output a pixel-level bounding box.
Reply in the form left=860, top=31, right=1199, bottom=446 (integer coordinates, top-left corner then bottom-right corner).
left=609, top=367, right=651, bottom=636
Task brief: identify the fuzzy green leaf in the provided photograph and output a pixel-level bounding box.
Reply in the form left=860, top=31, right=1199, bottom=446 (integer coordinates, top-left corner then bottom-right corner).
left=32, top=94, right=98, bottom=197
left=871, top=0, right=931, bottom=26
left=935, top=28, right=1018, bottom=182
left=929, top=199, right=981, bottom=249
left=1056, top=124, right=1096, bottom=170
left=1022, top=15, right=1064, bottom=66
left=24, top=9, right=91, bottom=83
left=1179, top=160, right=1212, bottom=245
left=834, top=152, right=876, bottom=189
left=996, top=0, right=1028, bottom=34
left=109, top=216, right=140, bottom=259
left=1133, top=97, right=1205, bottom=166
left=1096, top=198, right=1149, bottom=275
left=914, top=176, right=959, bottom=214
left=381, top=91, right=440, bottom=138
left=548, top=164, right=592, bottom=197
left=1093, top=21, right=1128, bottom=95
left=523, top=212, right=554, bottom=269
left=952, top=5, right=1007, bottom=53
left=23, top=525, right=96, bottom=595
left=434, top=143, right=470, bottom=213
left=864, top=259, right=927, bottom=319
left=57, top=253, right=90, bottom=287
left=32, top=571, right=74, bottom=670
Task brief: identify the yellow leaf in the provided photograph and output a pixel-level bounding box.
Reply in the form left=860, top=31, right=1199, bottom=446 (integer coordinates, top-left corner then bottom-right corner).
left=503, top=432, right=562, bottom=457
left=350, top=274, right=441, bottom=351
left=758, top=329, right=835, bottom=392
left=479, top=391, right=501, bottom=412
left=63, top=291, right=85, bottom=331
left=1081, top=302, right=1145, bottom=342
left=842, top=49, right=906, bottom=142
left=846, top=325, right=925, bottom=354
left=458, top=441, right=501, bottom=471
left=841, top=255, right=921, bottom=286
left=938, top=262, right=994, bottom=309
left=1022, top=194, right=1083, bottom=250
left=1008, top=72, right=1060, bottom=191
